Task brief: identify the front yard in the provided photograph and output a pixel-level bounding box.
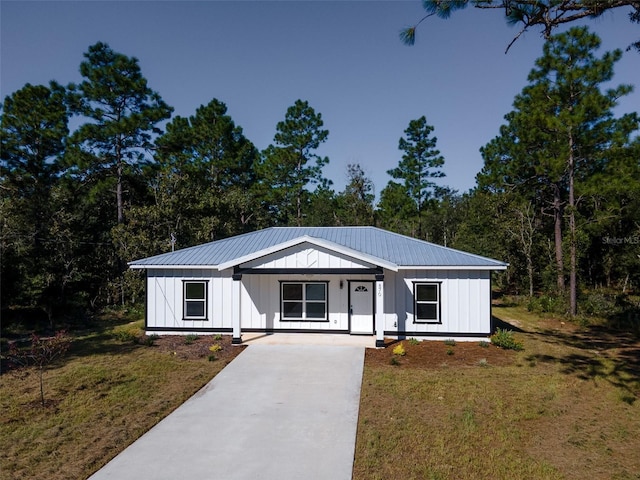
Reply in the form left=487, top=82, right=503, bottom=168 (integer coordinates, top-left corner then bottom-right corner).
left=354, top=306, right=640, bottom=480
left=1, top=305, right=639, bottom=479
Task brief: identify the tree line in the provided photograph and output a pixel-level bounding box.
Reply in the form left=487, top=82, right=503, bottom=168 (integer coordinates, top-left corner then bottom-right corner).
left=2, top=28, right=639, bottom=328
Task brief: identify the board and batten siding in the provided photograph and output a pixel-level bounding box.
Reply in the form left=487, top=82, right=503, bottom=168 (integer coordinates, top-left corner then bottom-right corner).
left=144, top=255, right=492, bottom=336
left=146, top=269, right=234, bottom=332
left=383, top=269, right=492, bottom=336
left=241, top=274, right=350, bottom=331
left=239, top=242, right=377, bottom=270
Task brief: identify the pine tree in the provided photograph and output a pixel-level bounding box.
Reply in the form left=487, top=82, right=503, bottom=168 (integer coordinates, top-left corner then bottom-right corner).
left=0, top=82, right=69, bottom=322
left=258, top=100, right=330, bottom=226
left=68, top=42, right=173, bottom=225
left=478, top=27, right=639, bottom=315
left=381, top=116, right=444, bottom=239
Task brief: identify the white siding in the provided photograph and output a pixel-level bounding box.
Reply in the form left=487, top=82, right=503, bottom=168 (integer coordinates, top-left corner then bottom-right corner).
left=241, top=274, right=352, bottom=331
left=146, top=269, right=233, bottom=332
left=240, top=243, right=376, bottom=269
left=145, top=265, right=492, bottom=338
left=382, top=269, right=492, bottom=336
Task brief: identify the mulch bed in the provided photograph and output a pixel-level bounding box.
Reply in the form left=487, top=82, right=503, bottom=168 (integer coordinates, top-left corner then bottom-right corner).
left=152, top=334, right=516, bottom=368
left=151, top=334, right=246, bottom=362
left=366, top=339, right=516, bottom=368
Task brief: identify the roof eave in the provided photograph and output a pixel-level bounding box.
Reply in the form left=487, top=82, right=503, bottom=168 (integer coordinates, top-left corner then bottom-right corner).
left=128, top=264, right=219, bottom=270
left=397, top=265, right=508, bottom=271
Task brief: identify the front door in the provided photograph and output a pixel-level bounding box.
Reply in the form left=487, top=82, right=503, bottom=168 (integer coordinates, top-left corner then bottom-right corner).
left=349, top=281, right=374, bottom=334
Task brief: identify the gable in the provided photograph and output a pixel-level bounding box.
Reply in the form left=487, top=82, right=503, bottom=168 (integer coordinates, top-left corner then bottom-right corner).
left=239, top=242, right=377, bottom=270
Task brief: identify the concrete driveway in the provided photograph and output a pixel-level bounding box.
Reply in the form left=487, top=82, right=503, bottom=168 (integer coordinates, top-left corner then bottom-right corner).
left=88, top=344, right=365, bottom=480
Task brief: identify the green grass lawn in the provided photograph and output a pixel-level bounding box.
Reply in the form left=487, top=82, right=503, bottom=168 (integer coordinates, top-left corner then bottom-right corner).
left=353, top=305, right=640, bottom=480
left=0, top=316, right=242, bottom=480
left=2, top=306, right=639, bottom=479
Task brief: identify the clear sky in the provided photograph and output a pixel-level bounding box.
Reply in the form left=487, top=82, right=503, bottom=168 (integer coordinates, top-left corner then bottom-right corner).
left=2, top=1, right=638, bottom=198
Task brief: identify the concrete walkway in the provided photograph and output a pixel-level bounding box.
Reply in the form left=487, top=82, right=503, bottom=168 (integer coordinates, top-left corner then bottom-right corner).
left=88, top=344, right=365, bottom=480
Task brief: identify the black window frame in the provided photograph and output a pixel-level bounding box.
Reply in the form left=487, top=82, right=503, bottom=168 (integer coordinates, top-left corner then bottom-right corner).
left=413, top=282, right=441, bottom=324
left=279, top=281, right=329, bottom=322
left=183, top=280, right=209, bottom=321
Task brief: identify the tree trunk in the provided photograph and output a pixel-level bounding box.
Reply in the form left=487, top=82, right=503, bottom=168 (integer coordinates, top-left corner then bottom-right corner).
left=528, top=258, right=534, bottom=298
left=296, top=155, right=302, bottom=226
left=553, top=183, right=565, bottom=292
left=116, top=161, right=124, bottom=225
left=568, top=132, right=577, bottom=317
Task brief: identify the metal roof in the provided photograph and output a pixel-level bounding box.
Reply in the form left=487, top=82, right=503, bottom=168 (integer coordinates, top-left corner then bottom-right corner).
left=128, top=226, right=507, bottom=270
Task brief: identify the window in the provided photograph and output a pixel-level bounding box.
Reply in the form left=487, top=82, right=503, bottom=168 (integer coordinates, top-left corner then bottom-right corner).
left=414, top=283, right=441, bottom=323
left=183, top=281, right=208, bottom=320
left=281, top=282, right=328, bottom=321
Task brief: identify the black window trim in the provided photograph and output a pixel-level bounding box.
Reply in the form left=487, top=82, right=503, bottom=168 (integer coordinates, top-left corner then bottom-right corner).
left=412, top=281, right=442, bottom=324
left=182, top=280, right=209, bottom=321
left=279, top=281, right=329, bottom=322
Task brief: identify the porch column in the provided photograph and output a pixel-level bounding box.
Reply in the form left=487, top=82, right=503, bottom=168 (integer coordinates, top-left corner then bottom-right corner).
left=375, top=274, right=385, bottom=347
left=231, top=273, right=242, bottom=344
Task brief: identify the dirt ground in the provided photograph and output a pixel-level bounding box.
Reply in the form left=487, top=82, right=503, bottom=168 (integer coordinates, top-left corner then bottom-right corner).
left=366, top=338, right=516, bottom=368
left=152, top=332, right=517, bottom=368
left=151, top=334, right=246, bottom=362
left=150, top=333, right=515, bottom=368
left=149, top=318, right=639, bottom=378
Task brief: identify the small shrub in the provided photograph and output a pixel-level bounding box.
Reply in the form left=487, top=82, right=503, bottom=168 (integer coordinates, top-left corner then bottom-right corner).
left=389, top=356, right=400, bottom=366
left=478, top=358, right=488, bottom=367
left=446, top=348, right=454, bottom=355
left=113, top=326, right=141, bottom=343
left=527, top=294, right=567, bottom=315
left=209, top=344, right=222, bottom=353
left=143, top=334, right=160, bottom=347
left=478, top=340, right=490, bottom=348
left=444, top=339, right=456, bottom=347
left=184, top=334, right=199, bottom=345
left=213, top=334, right=222, bottom=341
left=208, top=354, right=217, bottom=362
left=392, top=344, right=406, bottom=356
left=408, top=338, right=420, bottom=345
left=491, top=328, right=523, bottom=351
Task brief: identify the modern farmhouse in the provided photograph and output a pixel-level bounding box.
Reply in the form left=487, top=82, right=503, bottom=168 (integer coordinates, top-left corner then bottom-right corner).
left=128, top=227, right=508, bottom=346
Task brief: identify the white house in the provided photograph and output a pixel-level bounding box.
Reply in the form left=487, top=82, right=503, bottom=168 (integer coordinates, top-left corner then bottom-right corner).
left=128, top=227, right=507, bottom=346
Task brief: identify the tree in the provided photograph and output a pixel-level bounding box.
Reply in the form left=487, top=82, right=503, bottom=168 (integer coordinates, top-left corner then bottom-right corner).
left=376, top=181, right=417, bottom=236
left=381, top=116, right=445, bottom=239
left=68, top=42, right=173, bottom=225
left=65, top=42, right=173, bottom=305
left=401, top=1, right=640, bottom=53
left=258, top=100, right=330, bottom=226
left=477, top=27, right=639, bottom=315
left=146, top=98, right=260, bottom=247
left=335, top=164, right=375, bottom=226
left=8, top=331, right=72, bottom=408
left=0, top=82, right=69, bottom=322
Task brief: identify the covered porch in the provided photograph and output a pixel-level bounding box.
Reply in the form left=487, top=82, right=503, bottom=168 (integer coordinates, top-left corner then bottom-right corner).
left=229, top=269, right=387, bottom=347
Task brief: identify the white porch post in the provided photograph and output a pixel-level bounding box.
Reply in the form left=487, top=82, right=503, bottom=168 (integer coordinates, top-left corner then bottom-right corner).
left=232, top=273, right=242, bottom=344
left=375, top=274, right=385, bottom=347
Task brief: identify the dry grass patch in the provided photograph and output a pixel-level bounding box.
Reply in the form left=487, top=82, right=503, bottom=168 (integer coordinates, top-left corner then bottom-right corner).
left=0, top=319, right=244, bottom=480
left=354, top=306, right=640, bottom=480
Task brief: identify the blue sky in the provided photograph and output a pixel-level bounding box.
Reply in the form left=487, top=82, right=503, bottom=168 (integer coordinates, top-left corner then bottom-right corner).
left=2, top=1, right=638, bottom=198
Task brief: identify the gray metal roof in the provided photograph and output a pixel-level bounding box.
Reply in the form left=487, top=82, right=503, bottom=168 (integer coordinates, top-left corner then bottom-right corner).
left=129, top=227, right=507, bottom=270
